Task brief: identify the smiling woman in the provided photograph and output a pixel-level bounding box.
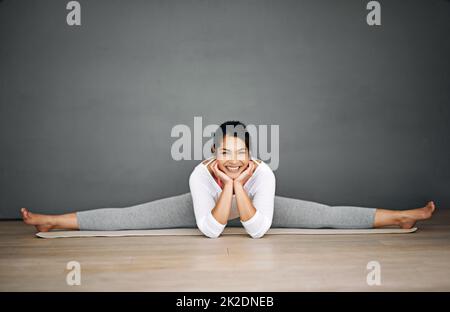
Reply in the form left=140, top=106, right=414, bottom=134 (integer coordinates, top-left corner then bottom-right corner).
left=21, top=120, right=436, bottom=239
left=189, top=121, right=275, bottom=238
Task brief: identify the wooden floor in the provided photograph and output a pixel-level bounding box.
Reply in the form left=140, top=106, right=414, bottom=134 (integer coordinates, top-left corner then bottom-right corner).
left=1, top=211, right=450, bottom=291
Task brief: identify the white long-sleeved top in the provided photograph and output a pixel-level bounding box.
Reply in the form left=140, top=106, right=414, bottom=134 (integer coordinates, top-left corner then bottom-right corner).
left=188, top=158, right=276, bottom=239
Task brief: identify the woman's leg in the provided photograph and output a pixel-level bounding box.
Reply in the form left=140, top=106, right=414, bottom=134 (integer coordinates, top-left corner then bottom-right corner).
left=21, top=193, right=197, bottom=232
left=272, top=196, right=435, bottom=229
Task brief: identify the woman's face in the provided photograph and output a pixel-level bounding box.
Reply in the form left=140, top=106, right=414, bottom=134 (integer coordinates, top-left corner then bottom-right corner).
left=215, top=136, right=250, bottom=179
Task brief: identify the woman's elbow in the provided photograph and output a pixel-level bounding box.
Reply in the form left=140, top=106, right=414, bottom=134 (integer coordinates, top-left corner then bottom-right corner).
left=204, top=232, right=221, bottom=239
left=248, top=223, right=272, bottom=239
left=197, top=224, right=222, bottom=239
left=249, top=233, right=264, bottom=239
left=248, top=228, right=270, bottom=239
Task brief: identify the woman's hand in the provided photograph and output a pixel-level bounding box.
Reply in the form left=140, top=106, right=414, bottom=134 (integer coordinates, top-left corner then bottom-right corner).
left=234, top=161, right=256, bottom=187
left=211, top=160, right=233, bottom=186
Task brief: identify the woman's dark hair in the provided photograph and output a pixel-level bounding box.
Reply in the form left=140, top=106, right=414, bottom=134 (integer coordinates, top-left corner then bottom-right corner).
left=212, top=120, right=250, bottom=152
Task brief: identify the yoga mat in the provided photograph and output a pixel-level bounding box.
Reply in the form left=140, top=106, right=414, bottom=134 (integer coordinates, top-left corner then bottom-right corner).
left=36, top=227, right=418, bottom=238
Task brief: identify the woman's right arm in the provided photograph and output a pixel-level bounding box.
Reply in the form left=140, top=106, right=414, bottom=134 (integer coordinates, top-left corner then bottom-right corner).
left=211, top=181, right=233, bottom=226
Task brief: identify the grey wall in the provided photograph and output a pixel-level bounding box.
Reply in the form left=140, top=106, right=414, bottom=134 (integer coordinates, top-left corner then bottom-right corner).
left=1, top=0, right=449, bottom=218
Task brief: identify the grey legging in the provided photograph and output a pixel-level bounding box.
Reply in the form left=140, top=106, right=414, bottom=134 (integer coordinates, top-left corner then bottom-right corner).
left=76, top=193, right=376, bottom=231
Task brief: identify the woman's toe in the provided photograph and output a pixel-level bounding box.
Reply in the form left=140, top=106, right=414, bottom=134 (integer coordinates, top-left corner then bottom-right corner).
left=430, top=201, right=436, bottom=213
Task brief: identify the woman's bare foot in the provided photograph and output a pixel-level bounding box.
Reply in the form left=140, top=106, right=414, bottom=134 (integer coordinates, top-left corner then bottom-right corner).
left=21, top=208, right=55, bottom=232
left=398, top=201, right=436, bottom=229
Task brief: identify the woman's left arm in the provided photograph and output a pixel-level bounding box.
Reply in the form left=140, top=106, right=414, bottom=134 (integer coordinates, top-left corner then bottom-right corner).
left=234, top=164, right=276, bottom=238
